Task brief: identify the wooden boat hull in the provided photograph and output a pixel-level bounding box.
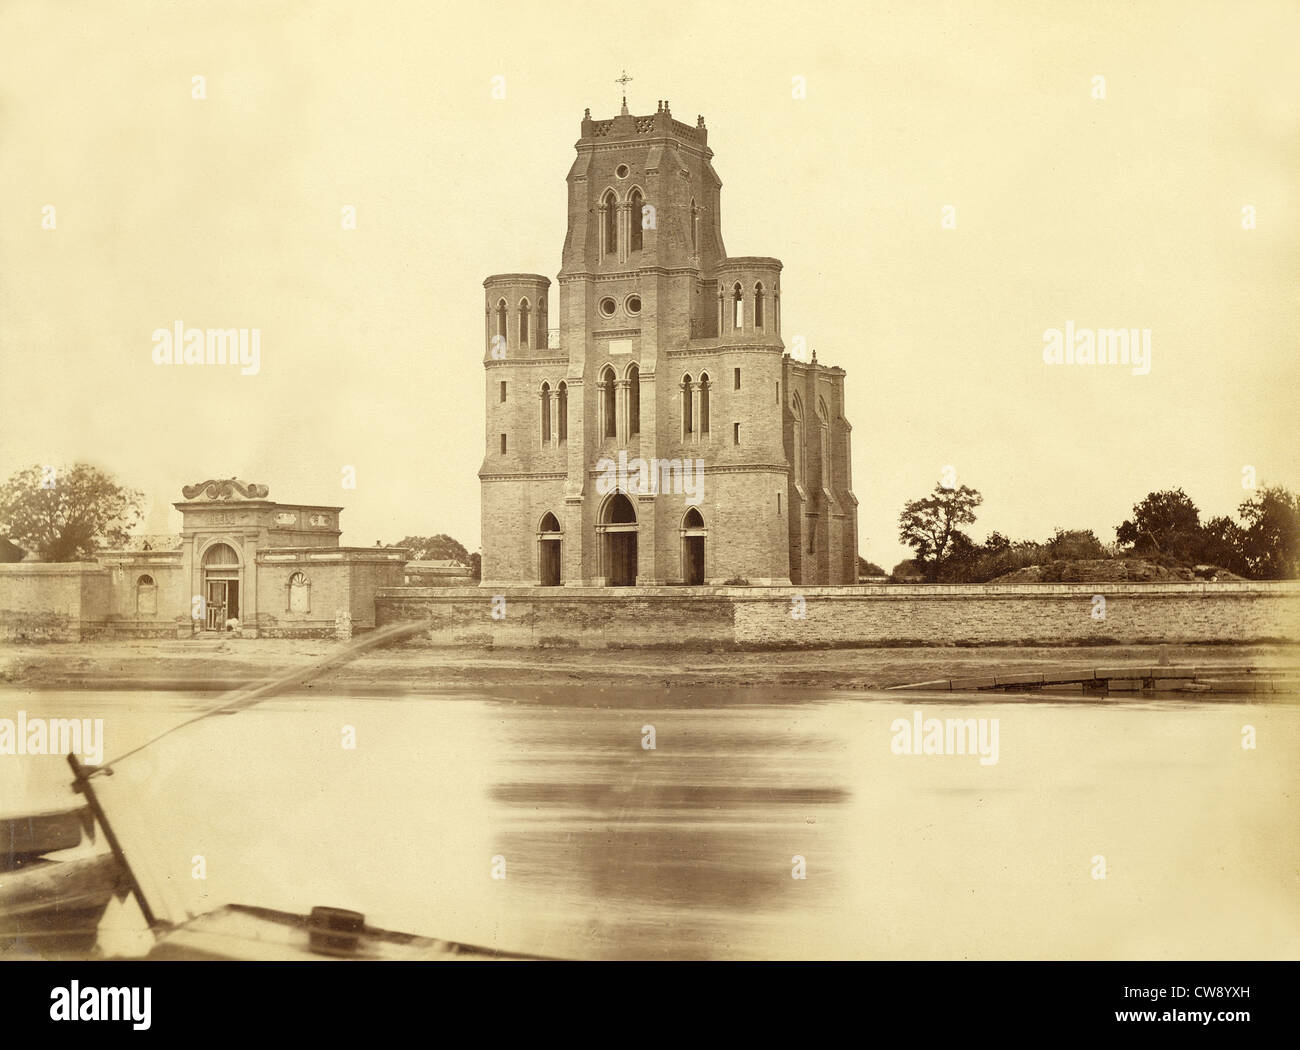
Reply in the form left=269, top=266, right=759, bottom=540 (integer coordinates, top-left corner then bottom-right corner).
left=147, top=904, right=548, bottom=961
left=1, top=805, right=90, bottom=859
left=0, top=853, right=125, bottom=955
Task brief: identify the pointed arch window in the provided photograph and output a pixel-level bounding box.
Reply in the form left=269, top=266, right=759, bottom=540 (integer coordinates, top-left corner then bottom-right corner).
left=557, top=381, right=568, bottom=442
left=754, top=283, right=765, bottom=329
left=496, top=299, right=507, bottom=340
left=628, top=364, right=641, bottom=436
left=629, top=189, right=644, bottom=252
left=699, top=372, right=710, bottom=435
left=791, top=394, right=805, bottom=488
left=541, top=382, right=552, bottom=443
left=519, top=299, right=530, bottom=347
left=602, top=365, right=617, bottom=438
left=732, top=283, right=744, bottom=330
left=818, top=397, right=831, bottom=483
left=603, top=191, right=618, bottom=256
left=690, top=199, right=698, bottom=251
left=682, top=374, right=694, bottom=434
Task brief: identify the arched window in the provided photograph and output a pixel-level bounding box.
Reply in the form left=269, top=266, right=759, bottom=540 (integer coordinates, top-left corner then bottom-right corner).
left=818, top=397, right=831, bottom=482
left=537, top=298, right=547, bottom=349
left=682, top=374, right=693, bottom=434
left=539, top=512, right=562, bottom=586
left=628, top=363, right=640, bottom=436
left=541, top=382, right=551, bottom=443
left=732, top=283, right=744, bottom=330
left=754, top=283, right=765, bottom=329
left=557, top=381, right=568, bottom=442
left=629, top=189, right=643, bottom=252
left=288, top=571, right=310, bottom=613
left=602, top=365, right=617, bottom=438
left=603, top=190, right=618, bottom=256
left=519, top=299, right=530, bottom=347
left=699, top=372, right=711, bottom=435
left=136, top=574, right=156, bottom=616
left=682, top=508, right=705, bottom=584
left=690, top=199, right=698, bottom=251
left=496, top=299, right=507, bottom=340
left=791, top=394, right=805, bottom=487
left=202, top=542, right=239, bottom=568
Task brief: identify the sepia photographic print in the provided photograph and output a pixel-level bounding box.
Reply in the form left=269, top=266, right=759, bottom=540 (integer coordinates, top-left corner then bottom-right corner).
left=1, top=0, right=1297, bottom=1034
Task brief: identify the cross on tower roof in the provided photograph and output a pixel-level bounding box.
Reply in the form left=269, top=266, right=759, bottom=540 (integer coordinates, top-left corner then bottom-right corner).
left=615, top=70, right=632, bottom=114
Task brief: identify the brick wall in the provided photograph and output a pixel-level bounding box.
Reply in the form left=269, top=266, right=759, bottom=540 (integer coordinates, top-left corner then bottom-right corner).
left=97, top=553, right=185, bottom=637
left=374, top=581, right=1300, bottom=649
left=255, top=548, right=405, bottom=637
left=0, top=563, right=110, bottom=641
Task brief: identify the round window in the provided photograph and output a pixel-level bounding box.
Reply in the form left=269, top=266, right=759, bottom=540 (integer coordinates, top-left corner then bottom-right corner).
left=616, top=164, right=629, bottom=179
left=599, top=297, right=617, bottom=317
left=626, top=295, right=641, bottom=314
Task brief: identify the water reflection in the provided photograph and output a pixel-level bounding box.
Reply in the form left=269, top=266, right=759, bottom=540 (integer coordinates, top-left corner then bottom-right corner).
left=3, top=687, right=1298, bottom=959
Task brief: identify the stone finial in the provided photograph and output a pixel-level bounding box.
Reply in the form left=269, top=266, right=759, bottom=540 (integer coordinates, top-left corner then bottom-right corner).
left=697, top=115, right=705, bottom=126
left=584, top=107, right=591, bottom=119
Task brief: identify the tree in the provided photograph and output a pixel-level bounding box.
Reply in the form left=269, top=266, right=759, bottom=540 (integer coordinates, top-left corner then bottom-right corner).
left=1043, top=528, right=1107, bottom=561
left=982, top=532, right=1013, bottom=556
left=0, top=464, right=142, bottom=562
left=857, top=556, right=886, bottom=577
left=1237, top=486, right=1300, bottom=579
left=897, top=483, right=983, bottom=580
left=937, top=531, right=982, bottom=582
left=1197, top=515, right=1249, bottom=576
left=889, top=558, right=925, bottom=580
left=391, top=534, right=471, bottom=563
left=1116, top=489, right=1201, bottom=562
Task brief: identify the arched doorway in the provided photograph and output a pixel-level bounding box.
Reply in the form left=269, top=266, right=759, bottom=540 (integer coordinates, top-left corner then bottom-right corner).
left=538, top=512, right=562, bottom=586
left=598, top=493, right=638, bottom=587
left=201, top=541, right=241, bottom=630
left=682, top=507, right=706, bottom=585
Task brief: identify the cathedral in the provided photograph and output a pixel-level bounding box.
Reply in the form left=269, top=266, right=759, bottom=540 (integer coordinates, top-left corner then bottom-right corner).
left=478, top=96, right=857, bottom=587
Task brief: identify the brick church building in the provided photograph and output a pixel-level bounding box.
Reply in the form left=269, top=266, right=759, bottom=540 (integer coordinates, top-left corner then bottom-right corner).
left=479, top=96, right=857, bottom=587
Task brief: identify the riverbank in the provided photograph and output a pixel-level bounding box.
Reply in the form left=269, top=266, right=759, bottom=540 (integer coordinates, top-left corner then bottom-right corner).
left=2, top=637, right=1298, bottom=694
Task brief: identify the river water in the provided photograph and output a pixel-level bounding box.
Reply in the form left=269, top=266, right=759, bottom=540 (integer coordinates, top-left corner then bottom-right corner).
left=3, top=685, right=1298, bottom=959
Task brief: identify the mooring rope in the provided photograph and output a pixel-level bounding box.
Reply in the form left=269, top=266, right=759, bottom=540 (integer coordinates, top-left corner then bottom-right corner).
left=95, top=617, right=432, bottom=774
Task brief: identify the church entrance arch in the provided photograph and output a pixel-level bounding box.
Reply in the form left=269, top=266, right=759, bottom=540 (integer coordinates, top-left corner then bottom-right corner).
left=597, top=493, right=638, bottom=587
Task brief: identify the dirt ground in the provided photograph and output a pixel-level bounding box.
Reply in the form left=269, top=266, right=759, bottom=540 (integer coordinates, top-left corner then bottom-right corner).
left=2, top=636, right=1296, bottom=694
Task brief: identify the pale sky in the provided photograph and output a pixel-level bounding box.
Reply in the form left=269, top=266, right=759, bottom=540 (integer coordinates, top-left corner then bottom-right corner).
left=2, top=0, right=1297, bottom=570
